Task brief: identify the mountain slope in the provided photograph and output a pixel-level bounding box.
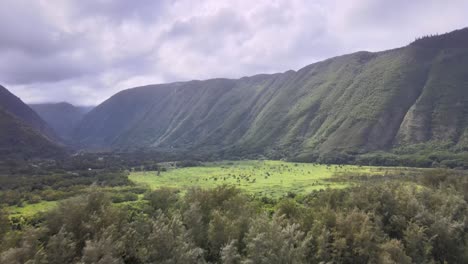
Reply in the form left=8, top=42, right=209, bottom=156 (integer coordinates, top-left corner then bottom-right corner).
left=0, top=108, right=64, bottom=159
left=74, top=28, right=468, bottom=159
left=0, top=85, right=58, bottom=141
left=30, top=102, right=92, bottom=141
left=0, top=85, right=64, bottom=158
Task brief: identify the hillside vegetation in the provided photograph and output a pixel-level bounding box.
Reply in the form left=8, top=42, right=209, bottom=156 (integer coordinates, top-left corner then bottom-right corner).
left=0, top=85, right=57, bottom=141
left=74, top=28, right=468, bottom=161
left=0, top=86, right=64, bottom=159
left=0, top=108, right=63, bottom=159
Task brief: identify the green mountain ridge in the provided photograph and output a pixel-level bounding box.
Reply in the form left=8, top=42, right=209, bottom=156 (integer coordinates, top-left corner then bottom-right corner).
left=74, top=28, right=468, bottom=159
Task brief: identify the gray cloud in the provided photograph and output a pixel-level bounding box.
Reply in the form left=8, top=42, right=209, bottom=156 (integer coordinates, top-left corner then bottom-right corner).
left=1, top=0, right=467, bottom=106
left=0, top=1, right=65, bottom=55
left=0, top=49, right=104, bottom=84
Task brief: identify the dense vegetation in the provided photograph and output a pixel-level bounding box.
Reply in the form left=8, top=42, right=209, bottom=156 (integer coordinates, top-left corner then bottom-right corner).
left=1, top=167, right=468, bottom=263
left=0, top=109, right=64, bottom=159
left=0, top=152, right=166, bottom=208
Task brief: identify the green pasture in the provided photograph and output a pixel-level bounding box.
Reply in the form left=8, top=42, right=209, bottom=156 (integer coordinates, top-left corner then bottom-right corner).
left=8, top=201, right=58, bottom=219
left=129, top=160, right=416, bottom=197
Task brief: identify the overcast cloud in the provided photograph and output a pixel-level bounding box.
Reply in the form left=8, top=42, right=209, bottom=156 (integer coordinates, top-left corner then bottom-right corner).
left=2, top=0, right=467, bottom=106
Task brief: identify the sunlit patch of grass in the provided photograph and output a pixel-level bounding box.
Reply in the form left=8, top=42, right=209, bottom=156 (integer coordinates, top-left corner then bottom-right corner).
left=8, top=201, right=58, bottom=219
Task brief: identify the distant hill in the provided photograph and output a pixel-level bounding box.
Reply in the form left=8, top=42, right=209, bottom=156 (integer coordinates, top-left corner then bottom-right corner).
left=30, top=102, right=93, bottom=141
left=0, top=85, right=58, bottom=141
left=73, top=28, right=468, bottom=160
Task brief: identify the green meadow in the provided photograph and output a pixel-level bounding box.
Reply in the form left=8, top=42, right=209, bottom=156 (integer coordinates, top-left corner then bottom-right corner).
left=8, top=201, right=58, bottom=219
left=129, top=160, right=420, bottom=197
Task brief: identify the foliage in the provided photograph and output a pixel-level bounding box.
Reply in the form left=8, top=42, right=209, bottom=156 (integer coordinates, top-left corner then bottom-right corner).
left=1, top=167, right=468, bottom=263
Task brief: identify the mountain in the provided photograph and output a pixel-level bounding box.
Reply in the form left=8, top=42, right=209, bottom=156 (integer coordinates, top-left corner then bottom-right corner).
left=30, top=102, right=92, bottom=141
left=0, top=86, right=64, bottom=158
left=0, top=108, right=63, bottom=159
left=74, top=28, right=468, bottom=159
left=0, top=85, right=58, bottom=141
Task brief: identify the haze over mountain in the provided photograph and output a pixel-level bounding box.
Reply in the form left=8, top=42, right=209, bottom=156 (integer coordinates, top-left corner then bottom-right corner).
left=74, top=28, right=468, bottom=159
left=0, top=86, right=63, bottom=158
left=30, top=103, right=93, bottom=142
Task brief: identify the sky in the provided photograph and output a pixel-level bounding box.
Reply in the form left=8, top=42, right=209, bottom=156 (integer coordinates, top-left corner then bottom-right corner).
left=2, top=0, right=468, bottom=106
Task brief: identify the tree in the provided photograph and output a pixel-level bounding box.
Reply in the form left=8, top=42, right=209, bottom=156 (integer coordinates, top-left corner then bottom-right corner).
left=124, top=214, right=205, bottom=263
left=145, top=188, right=179, bottom=213
left=0, top=208, right=9, bottom=242
left=221, top=240, right=241, bottom=264
left=46, top=190, right=121, bottom=251
left=183, top=202, right=207, bottom=248
left=378, top=239, right=411, bottom=264
left=45, top=227, right=77, bottom=264
left=243, top=214, right=311, bottom=264
left=403, top=222, right=432, bottom=263
left=80, top=227, right=123, bottom=264
left=330, top=209, right=382, bottom=263
left=0, top=228, right=46, bottom=264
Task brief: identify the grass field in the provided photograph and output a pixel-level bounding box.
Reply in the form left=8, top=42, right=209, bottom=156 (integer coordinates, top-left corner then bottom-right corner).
left=129, top=160, right=416, bottom=197
left=8, top=201, right=58, bottom=219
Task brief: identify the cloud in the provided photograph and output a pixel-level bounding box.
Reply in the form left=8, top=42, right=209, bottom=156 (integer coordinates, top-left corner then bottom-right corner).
left=1, top=0, right=467, bottom=106
left=0, top=1, right=71, bottom=56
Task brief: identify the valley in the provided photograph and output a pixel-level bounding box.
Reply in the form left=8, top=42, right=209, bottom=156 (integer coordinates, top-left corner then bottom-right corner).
left=1, top=25, right=468, bottom=263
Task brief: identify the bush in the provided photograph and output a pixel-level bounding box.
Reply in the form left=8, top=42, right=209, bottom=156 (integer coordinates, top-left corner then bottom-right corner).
left=110, top=192, right=139, bottom=203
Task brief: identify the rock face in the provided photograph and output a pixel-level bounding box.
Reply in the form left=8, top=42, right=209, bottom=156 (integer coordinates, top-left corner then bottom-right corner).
left=73, top=28, right=468, bottom=158
left=30, top=102, right=92, bottom=142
